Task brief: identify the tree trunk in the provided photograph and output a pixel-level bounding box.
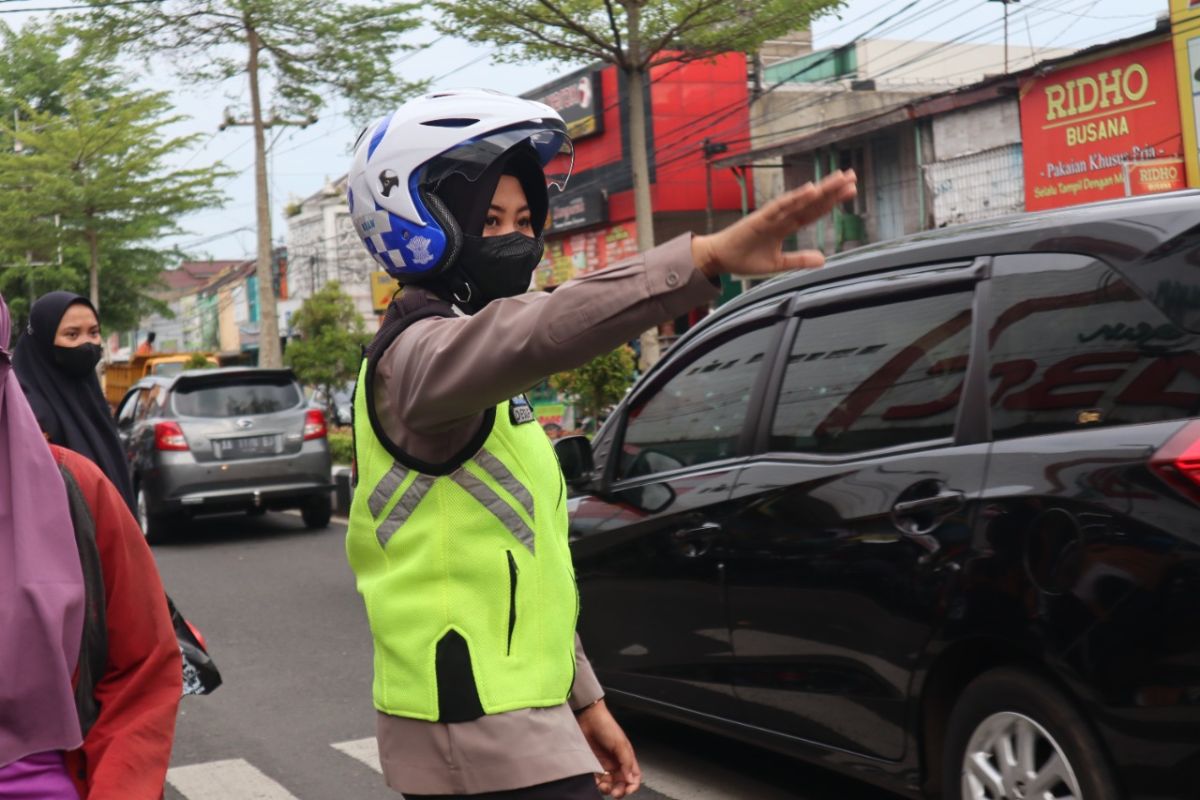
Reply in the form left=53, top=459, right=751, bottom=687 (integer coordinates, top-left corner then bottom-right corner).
left=625, top=7, right=661, bottom=371
left=247, top=23, right=282, bottom=368
left=86, top=227, right=100, bottom=311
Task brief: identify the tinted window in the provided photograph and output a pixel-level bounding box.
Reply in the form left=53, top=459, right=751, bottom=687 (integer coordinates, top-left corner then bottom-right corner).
left=618, top=324, right=777, bottom=479
left=988, top=254, right=1200, bottom=439
left=117, top=390, right=141, bottom=425
left=1112, top=227, right=1200, bottom=333
left=771, top=290, right=974, bottom=453
left=134, top=387, right=158, bottom=422
left=173, top=377, right=302, bottom=418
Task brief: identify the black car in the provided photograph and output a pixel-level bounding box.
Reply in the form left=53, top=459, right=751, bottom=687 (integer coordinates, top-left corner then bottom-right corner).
left=560, top=191, right=1200, bottom=800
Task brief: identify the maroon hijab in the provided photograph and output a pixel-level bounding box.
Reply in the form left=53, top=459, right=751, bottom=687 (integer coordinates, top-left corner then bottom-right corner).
left=0, top=293, right=84, bottom=766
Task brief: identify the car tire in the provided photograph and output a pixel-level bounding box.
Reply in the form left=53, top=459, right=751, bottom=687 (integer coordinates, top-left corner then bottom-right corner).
left=943, top=667, right=1118, bottom=800
left=136, top=485, right=171, bottom=544
left=301, top=494, right=332, bottom=529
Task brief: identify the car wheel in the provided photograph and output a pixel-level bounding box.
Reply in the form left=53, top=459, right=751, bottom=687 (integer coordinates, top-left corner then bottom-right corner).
left=137, top=485, right=170, bottom=544
left=301, top=494, right=332, bottom=529
left=943, top=668, right=1118, bottom=800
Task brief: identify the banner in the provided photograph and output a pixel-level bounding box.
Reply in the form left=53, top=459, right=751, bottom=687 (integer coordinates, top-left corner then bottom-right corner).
left=1171, top=0, right=1200, bottom=186
left=1020, top=40, right=1183, bottom=210
left=1124, top=156, right=1187, bottom=195
left=535, top=222, right=639, bottom=289
left=526, top=70, right=604, bottom=140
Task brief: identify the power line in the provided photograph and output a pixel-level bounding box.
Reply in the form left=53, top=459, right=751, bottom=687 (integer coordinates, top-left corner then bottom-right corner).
left=0, top=0, right=162, bottom=12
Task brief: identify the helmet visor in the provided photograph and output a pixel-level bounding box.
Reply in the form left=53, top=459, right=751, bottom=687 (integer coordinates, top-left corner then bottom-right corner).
left=421, top=121, right=574, bottom=192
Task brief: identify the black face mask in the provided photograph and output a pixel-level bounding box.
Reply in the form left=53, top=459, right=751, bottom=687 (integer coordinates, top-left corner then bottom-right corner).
left=454, top=232, right=544, bottom=313
left=54, top=342, right=102, bottom=378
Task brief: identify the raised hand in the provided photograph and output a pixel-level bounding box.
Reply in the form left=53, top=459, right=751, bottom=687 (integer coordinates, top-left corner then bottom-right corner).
left=691, top=170, right=858, bottom=278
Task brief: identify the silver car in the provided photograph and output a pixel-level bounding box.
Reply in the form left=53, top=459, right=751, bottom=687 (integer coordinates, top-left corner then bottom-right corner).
left=116, top=368, right=334, bottom=541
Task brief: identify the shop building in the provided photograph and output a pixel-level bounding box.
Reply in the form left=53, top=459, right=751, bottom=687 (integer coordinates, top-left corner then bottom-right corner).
left=524, top=56, right=753, bottom=293
left=713, top=23, right=1185, bottom=254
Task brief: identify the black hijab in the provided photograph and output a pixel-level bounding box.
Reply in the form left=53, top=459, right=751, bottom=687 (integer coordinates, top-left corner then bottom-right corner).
left=12, top=291, right=135, bottom=512
left=433, top=143, right=549, bottom=238
left=421, top=145, right=549, bottom=308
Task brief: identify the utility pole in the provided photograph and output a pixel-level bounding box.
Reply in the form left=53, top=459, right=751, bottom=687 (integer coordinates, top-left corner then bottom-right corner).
left=988, top=0, right=1021, bottom=73
left=217, top=25, right=317, bottom=367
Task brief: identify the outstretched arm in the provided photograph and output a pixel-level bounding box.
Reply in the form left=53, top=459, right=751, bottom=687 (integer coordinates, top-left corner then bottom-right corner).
left=381, top=170, right=858, bottom=436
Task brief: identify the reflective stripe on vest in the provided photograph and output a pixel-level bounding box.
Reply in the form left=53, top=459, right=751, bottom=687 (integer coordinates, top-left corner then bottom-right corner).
left=347, top=348, right=577, bottom=721
left=375, top=472, right=434, bottom=548
left=368, top=455, right=536, bottom=553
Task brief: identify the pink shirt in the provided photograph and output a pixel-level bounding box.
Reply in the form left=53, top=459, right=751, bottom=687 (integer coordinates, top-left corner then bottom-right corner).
left=0, top=752, right=79, bottom=800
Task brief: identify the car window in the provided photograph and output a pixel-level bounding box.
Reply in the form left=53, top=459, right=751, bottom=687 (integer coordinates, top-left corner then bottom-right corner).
left=770, top=289, right=974, bottom=454
left=618, top=324, right=778, bottom=480
left=173, top=377, right=302, bottom=418
left=116, top=390, right=141, bottom=425
left=1107, top=226, right=1200, bottom=334
left=134, top=387, right=158, bottom=422
left=988, top=254, right=1200, bottom=439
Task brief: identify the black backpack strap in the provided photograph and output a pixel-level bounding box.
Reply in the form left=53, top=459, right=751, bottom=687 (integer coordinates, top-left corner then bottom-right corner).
left=362, top=290, right=496, bottom=476
left=60, top=463, right=108, bottom=737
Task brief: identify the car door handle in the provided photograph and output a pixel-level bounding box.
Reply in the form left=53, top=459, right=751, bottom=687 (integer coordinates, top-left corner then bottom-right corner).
left=671, top=522, right=722, bottom=557
left=892, top=491, right=965, bottom=517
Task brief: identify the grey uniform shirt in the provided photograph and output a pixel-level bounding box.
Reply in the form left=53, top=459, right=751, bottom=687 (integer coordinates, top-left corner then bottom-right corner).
left=371, top=234, right=719, bottom=795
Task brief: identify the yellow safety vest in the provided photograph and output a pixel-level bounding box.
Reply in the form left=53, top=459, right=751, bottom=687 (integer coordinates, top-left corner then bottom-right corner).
left=345, top=297, right=577, bottom=722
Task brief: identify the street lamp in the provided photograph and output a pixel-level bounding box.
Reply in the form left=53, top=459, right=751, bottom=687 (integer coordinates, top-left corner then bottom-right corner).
left=988, top=0, right=1021, bottom=74
left=702, top=138, right=728, bottom=234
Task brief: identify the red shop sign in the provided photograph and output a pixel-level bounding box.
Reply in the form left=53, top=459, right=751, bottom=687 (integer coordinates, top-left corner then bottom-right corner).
left=1020, top=40, right=1183, bottom=211
left=1125, top=156, right=1187, bottom=196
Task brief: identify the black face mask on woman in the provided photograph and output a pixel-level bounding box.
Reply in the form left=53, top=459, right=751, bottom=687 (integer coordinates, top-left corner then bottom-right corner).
left=455, top=232, right=545, bottom=313
left=53, top=342, right=102, bottom=378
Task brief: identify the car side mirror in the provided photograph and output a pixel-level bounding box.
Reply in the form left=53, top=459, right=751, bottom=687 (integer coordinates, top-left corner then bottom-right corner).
left=554, top=435, right=595, bottom=487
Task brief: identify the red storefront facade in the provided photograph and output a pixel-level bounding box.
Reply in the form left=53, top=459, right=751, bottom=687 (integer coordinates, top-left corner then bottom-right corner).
left=526, top=56, right=753, bottom=288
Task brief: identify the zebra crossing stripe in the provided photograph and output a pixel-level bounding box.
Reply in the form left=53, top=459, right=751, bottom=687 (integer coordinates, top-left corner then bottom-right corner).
left=331, top=737, right=381, bottom=774
left=166, top=759, right=300, bottom=800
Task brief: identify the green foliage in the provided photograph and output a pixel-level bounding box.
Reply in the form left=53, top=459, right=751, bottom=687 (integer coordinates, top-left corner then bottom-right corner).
left=0, top=19, right=119, bottom=142
left=433, top=0, right=846, bottom=70
left=0, top=23, right=226, bottom=334
left=74, top=0, right=428, bottom=125
left=549, top=344, right=636, bottom=425
left=327, top=428, right=354, bottom=465
left=284, top=281, right=369, bottom=419
left=184, top=352, right=215, bottom=369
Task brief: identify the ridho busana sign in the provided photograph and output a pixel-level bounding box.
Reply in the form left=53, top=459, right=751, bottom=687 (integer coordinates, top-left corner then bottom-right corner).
left=1020, top=40, right=1185, bottom=211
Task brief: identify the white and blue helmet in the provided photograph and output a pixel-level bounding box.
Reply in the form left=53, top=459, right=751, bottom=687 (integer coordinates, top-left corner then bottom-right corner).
left=347, top=89, right=574, bottom=282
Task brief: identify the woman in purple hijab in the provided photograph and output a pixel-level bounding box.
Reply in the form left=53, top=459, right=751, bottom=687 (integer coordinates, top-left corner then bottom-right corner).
left=0, top=293, right=85, bottom=797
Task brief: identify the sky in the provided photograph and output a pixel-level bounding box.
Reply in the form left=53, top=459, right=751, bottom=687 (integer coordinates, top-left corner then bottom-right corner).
left=5, top=0, right=1167, bottom=261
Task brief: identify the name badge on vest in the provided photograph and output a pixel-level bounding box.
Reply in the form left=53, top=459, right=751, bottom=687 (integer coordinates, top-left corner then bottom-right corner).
left=509, top=394, right=535, bottom=426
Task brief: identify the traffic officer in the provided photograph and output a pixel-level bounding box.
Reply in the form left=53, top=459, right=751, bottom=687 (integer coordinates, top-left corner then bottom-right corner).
left=343, top=88, right=856, bottom=799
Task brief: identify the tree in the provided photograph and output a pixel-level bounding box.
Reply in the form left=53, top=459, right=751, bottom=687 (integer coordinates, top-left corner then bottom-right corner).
left=549, top=343, right=636, bottom=429
left=436, top=0, right=844, bottom=367
left=284, top=280, right=368, bottom=420
left=0, top=85, right=228, bottom=327
left=0, top=19, right=118, bottom=132
left=77, top=1, right=428, bottom=369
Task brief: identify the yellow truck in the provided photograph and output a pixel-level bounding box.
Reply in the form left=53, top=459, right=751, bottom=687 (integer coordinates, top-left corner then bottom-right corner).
left=103, top=352, right=220, bottom=408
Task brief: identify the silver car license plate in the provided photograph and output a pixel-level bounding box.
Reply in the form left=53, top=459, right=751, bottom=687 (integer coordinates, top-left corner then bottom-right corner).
left=214, top=434, right=279, bottom=459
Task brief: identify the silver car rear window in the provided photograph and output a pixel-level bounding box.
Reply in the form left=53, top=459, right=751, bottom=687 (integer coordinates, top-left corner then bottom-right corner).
left=174, top=378, right=301, bottom=418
